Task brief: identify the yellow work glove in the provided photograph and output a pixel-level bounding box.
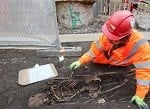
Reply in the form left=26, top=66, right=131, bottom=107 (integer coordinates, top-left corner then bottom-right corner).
left=130, top=95, right=149, bottom=109
left=69, top=61, right=81, bottom=70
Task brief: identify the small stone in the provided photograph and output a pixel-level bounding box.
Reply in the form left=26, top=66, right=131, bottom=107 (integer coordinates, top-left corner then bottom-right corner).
left=97, top=98, right=105, bottom=104
left=28, top=93, right=48, bottom=108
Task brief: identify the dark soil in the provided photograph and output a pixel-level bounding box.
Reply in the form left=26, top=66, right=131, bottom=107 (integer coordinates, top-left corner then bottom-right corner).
left=0, top=42, right=150, bottom=109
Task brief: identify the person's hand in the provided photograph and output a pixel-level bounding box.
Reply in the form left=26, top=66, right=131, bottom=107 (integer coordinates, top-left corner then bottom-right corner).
left=130, top=95, right=149, bottom=109
left=69, top=61, right=81, bottom=70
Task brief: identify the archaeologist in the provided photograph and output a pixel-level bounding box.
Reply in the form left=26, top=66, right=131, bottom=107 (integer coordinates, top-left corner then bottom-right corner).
left=70, top=10, right=150, bottom=109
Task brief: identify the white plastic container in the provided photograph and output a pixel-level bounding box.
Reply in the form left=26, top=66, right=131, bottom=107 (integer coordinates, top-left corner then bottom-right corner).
left=18, top=64, right=58, bottom=85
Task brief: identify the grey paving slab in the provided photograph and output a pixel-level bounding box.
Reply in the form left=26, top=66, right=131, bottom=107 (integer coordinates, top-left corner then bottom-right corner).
left=59, top=32, right=150, bottom=42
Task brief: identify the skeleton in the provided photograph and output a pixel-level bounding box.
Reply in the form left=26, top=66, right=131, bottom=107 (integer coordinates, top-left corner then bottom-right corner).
left=28, top=68, right=132, bottom=107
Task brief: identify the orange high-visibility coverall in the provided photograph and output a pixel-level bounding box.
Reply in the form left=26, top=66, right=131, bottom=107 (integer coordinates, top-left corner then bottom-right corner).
left=79, top=29, right=150, bottom=99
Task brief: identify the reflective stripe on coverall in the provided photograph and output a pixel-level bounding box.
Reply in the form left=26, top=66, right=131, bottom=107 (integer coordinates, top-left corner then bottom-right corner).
left=79, top=29, right=150, bottom=99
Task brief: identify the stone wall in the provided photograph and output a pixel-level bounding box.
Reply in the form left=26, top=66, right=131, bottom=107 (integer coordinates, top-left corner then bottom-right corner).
left=56, top=1, right=95, bottom=28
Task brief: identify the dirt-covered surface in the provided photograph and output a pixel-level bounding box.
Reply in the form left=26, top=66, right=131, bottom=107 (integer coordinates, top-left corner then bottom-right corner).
left=0, top=41, right=150, bottom=109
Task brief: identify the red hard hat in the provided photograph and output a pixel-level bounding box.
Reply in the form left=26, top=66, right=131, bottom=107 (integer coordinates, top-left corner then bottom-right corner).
left=102, top=10, right=135, bottom=41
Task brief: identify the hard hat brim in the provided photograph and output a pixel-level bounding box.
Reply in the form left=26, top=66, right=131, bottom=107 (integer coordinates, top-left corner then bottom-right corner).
left=102, top=23, right=120, bottom=41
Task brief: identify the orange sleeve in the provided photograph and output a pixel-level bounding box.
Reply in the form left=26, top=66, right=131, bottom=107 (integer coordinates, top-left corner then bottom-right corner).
left=136, top=84, right=149, bottom=99
left=78, top=35, right=104, bottom=64
left=79, top=53, right=92, bottom=64
left=132, top=42, right=150, bottom=99
left=135, top=67, right=150, bottom=99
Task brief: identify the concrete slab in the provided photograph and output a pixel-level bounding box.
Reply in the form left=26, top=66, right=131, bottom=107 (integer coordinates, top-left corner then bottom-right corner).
left=37, top=46, right=82, bottom=57
left=59, top=32, right=150, bottom=42
left=37, top=32, right=148, bottom=57
left=0, top=32, right=149, bottom=50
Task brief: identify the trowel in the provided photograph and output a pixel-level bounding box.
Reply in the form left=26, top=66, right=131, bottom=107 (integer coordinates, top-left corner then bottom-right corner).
left=18, top=63, right=58, bottom=85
